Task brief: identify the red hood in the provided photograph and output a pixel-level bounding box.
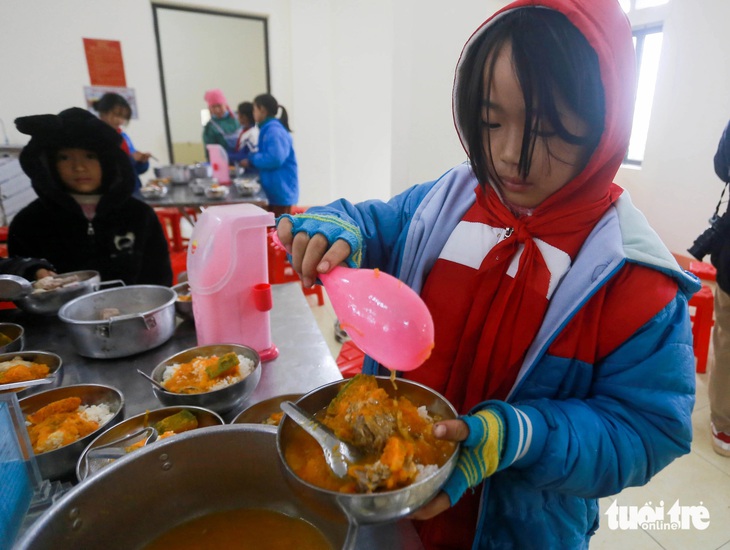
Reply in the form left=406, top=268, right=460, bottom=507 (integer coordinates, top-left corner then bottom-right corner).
left=453, top=0, right=636, bottom=209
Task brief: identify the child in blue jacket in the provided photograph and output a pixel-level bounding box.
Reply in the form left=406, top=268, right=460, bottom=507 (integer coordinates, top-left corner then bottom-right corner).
left=276, top=0, right=699, bottom=548
left=239, top=93, right=298, bottom=217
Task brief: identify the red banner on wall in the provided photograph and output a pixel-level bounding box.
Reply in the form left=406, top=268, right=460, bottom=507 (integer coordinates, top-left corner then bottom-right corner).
left=83, top=38, right=126, bottom=87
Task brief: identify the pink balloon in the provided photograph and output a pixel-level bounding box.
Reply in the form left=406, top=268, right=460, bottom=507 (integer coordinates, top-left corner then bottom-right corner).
left=320, top=266, right=434, bottom=372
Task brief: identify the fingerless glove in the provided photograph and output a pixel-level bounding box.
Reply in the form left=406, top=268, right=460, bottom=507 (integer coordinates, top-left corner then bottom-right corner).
left=441, top=408, right=506, bottom=506
left=277, top=213, right=363, bottom=268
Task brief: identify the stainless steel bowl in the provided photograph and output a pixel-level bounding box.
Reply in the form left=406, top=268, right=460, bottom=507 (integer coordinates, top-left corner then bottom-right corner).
left=278, top=376, right=459, bottom=525
left=189, top=163, right=213, bottom=178
left=171, top=281, right=193, bottom=320
left=231, top=393, right=303, bottom=425
left=77, top=405, right=224, bottom=481
left=0, top=322, right=24, bottom=353
left=18, top=384, right=124, bottom=481
left=15, top=425, right=355, bottom=550
left=204, top=185, right=230, bottom=199
left=140, top=185, right=169, bottom=199
left=155, top=164, right=190, bottom=184
left=0, top=350, right=63, bottom=396
left=149, top=344, right=262, bottom=414
left=58, top=285, right=176, bottom=359
left=14, top=270, right=102, bottom=316
left=233, top=178, right=261, bottom=196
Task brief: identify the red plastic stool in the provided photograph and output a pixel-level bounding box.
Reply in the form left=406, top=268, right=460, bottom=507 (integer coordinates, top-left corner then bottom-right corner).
left=689, top=285, right=714, bottom=374
left=155, top=208, right=185, bottom=253
left=266, top=229, right=325, bottom=306
left=689, top=261, right=717, bottom=282
left=336, top=340, right=365, bottom=378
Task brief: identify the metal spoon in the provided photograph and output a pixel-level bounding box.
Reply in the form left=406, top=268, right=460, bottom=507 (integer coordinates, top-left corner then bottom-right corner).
left=136, top=369, right=169, bottom=392
left=280, top=400, right=363, bottom=478
left=0, top=377, right=55, bottom=391
left=80, top=427, right=159, bottom=479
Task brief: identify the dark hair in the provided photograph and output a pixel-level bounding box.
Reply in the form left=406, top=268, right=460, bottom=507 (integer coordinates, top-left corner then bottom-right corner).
left=237, top=101, right=254, bottom=125
left=455, top=9, right=605, bottom=186
left=92, top=93, right=132, bottom=120
left=254, top=93, right=291, bottom=132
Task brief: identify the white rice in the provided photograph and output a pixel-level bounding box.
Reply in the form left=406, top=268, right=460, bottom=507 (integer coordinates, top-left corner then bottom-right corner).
left=162, top=353, right=255, bottom=392
left=26, top=401, right=114, bottom=453
left=80, top=403, right=115, bottom=426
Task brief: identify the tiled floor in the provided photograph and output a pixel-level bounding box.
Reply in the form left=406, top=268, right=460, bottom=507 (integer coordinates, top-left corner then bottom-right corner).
left=306, top=288, right=730, bottom=549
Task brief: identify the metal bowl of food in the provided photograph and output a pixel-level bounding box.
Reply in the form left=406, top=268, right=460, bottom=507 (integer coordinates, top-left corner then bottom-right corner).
left=172, top=281, right=193, bottom=320
left=0, top=322, right=24, bottom=353
left=277, top=376, right=459, bottom=525
left=77, top=405, right=224, bottom=482
left=231, top=393, right=303, bottom=425
left=233, top=178, right=261, bottom=196
left=11, top=270, right=103, bottom=316
left=140, top=182, right=169, bottom=199
left=15, top=425, right=354, bottom=550
left=147, top=344, right=262, bottom=414
left=204, top=184, right=230, bottom=200
left=18, top=384, right=124, bottom=481
left=58, top=285, right=176, bottom=359
left=189, top=177, right=217, bottom=195
left=0, top=350, right=63, bottom=395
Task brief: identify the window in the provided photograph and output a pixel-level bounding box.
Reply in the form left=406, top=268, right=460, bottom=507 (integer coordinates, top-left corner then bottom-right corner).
left=620, top=0, right=669, bottom=12
left=624, top=26, right=664, bottom=165
left=620, top=0, right=670, bottom=165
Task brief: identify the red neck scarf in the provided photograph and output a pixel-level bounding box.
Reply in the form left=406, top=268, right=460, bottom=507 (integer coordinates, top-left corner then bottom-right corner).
left=413, top=181, right=622, bottom=412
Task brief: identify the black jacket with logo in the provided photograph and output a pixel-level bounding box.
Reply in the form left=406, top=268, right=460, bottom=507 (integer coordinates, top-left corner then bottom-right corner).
left=8, top=111, right=172, bottom=286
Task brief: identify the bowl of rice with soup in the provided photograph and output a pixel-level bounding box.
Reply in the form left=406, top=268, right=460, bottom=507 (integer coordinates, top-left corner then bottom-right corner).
left=0, top=351, right=63, bottom=395
left=19, top=384, right=124, bottom=480
left=277, top=375, right=459, bottom=525
left=148, top=344, right=261, bottom=414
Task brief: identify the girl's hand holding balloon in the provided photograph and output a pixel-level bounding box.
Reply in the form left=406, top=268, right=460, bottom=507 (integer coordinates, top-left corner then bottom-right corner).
left=276, top=216, right=351, bottom=288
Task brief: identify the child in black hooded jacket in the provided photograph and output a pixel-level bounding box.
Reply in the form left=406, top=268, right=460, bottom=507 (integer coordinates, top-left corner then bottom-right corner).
left=8, top=107, right=172, bottom=286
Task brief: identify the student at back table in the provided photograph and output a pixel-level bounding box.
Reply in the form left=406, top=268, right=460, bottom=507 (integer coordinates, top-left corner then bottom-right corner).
left=9, top=107, right=172, bottom=286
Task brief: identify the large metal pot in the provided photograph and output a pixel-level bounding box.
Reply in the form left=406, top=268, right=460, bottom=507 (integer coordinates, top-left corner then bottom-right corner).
left=58, top=285, right=176, bottom=358
left=15, top=425, right=355, bottom=550
left=8, top=270, right=108, bottom=316
left=154, top=164, right=190, bottom=184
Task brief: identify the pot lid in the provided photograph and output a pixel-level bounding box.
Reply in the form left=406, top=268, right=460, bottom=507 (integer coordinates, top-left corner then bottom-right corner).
left=0, top=274, right=32, bottom=300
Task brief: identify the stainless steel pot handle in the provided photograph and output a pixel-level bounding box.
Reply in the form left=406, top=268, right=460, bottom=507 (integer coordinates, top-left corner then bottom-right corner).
left=100, top=311, right=158, bottom=338
left=141, top=313, right=158, bottom=330
left=93, top=279, right=126, bottom=292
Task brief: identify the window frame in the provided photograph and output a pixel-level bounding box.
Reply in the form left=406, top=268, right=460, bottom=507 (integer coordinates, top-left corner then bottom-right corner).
left=623, top=23, right=665, bottom=166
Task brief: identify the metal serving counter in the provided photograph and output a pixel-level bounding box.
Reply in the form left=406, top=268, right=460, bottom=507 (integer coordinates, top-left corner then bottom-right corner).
left=4, top=282, right=424, bottom=549
left=2, top=283, right=340, bottom=422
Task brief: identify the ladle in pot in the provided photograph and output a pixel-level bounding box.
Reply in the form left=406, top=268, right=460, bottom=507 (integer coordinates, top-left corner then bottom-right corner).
left=280, top=400, right=363, bottom=478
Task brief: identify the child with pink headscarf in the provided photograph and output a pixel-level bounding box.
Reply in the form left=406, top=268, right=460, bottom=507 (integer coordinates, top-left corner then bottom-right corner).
left=202, top=88, right=240, bottom=157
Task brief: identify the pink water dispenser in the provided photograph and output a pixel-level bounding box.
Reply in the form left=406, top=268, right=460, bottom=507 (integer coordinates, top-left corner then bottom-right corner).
left=206, top=144, right=231, bottom=184
left=187, top=203, right=278, bottom=361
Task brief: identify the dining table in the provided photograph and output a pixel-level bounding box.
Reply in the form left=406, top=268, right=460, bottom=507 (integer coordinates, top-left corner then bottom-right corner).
left=4, top=282, right=425, bottom=549
left=142, top=181, right=269, bottom=210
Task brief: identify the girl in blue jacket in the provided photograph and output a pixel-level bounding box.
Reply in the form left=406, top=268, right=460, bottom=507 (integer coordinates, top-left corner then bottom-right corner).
left=277, top=0, right=698, bottom=548
left=239, top=93, right=299, bottom=217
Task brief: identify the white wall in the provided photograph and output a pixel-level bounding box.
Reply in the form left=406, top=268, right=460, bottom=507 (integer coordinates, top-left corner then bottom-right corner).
left=615, top=0, right=730, bottom=255
left=1, top=0, right=728, bottom=256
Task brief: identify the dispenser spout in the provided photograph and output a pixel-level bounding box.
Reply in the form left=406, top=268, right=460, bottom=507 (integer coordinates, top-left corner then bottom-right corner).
left=252, top=283, right=273, bottom=312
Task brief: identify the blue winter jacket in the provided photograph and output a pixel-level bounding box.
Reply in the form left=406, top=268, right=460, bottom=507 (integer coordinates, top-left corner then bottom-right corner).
left=249, top=118, right=299, bottom=207
left=302, top=162, right=699, bottom=548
